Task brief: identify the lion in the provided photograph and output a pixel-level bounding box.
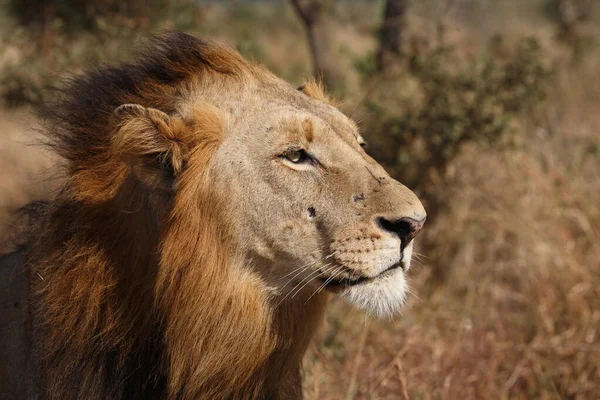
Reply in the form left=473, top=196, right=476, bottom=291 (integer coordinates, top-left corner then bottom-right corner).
left=0, top=32, right=426, bottom=399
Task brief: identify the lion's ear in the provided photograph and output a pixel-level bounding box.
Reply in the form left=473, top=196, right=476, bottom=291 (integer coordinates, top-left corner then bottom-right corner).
left=111, top=104, right=189, bottom=190
left=298, top=78, right=337, bottom=105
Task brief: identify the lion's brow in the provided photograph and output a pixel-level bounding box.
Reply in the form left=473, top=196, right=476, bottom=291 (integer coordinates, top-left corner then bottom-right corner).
left=302, top=119, right=314, bottom=142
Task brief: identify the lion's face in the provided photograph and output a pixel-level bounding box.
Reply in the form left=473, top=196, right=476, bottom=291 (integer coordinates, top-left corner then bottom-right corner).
left=209, top=89, right=426, bottom=317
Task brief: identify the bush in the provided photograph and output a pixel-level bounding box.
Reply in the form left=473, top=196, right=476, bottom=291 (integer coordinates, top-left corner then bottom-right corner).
left=362, top=35, right=550, bottom=205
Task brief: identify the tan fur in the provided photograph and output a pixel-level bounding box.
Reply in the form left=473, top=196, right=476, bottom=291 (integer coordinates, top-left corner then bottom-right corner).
left=0, top=32, right=426, bottom=399
left=299, top=77, right=337, bottom=105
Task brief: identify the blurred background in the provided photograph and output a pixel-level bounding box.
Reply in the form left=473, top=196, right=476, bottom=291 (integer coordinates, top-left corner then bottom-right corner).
left=0, top=0, right=598, bottom=398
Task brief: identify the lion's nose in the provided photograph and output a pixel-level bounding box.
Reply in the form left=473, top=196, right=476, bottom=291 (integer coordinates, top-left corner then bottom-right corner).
left=376, top=216, right=426, bottom=245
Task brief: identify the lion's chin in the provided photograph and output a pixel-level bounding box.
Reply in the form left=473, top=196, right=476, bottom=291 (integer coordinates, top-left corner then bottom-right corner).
left=338, top=269, right=408, bottom=319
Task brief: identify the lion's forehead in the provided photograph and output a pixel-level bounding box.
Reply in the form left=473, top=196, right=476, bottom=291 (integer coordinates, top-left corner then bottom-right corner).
left=260, top=105, right=360, bottom=146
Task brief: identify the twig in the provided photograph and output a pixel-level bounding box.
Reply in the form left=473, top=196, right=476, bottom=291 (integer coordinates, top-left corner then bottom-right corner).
left=395, top=357, right=410, bottom=400
left=346, top=318, right=369, bottom=400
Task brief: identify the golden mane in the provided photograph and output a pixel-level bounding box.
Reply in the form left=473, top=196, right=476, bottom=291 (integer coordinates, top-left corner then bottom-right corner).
left=27, top=32, right=326, bottom=399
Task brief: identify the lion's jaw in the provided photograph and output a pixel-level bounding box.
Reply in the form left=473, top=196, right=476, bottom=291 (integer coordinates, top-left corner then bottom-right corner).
left=335, top=240, right=415, bottom=318
left=326, top=233, right=413, bottom=318
left=342, top=268, right=408, bottom=317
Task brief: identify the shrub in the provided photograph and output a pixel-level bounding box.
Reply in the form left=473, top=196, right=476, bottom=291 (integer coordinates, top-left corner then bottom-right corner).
left=362, top=35, right=550, bottom=205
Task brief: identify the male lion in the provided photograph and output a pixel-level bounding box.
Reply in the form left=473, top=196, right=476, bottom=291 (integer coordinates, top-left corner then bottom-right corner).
left=0, top=32, right=425, bottom=399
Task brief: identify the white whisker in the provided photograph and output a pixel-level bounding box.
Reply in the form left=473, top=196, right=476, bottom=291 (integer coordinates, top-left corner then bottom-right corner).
left=305, top=265, right=345, bottom=304
left=277, top=262, right=333, bottom=307
left=279, top=250, right=338, bottom=281
left=289, top=262, right=336, bottom=301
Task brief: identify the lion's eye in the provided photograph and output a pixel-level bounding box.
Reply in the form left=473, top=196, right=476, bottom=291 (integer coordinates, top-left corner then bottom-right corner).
left=283, top=149, right=309, bottom=164
left=359, top=141, right=367, bottom=149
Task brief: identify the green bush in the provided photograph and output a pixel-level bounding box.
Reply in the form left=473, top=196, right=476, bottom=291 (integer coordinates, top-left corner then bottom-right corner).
left=362, top=35, right=550, bottom=205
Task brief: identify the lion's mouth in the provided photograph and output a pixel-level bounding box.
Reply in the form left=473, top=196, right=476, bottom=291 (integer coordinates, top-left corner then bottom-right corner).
left=320, top=261, right=404, bottom=288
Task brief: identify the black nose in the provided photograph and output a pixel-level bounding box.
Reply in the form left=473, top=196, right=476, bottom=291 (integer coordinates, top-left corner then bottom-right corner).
left=377, top=216, right=426, bottom=244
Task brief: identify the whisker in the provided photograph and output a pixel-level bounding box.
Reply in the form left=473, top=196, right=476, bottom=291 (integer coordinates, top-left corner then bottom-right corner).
left=289, top=262, right=337, bottom=301
left=279, top=258, right=329, bottom=293
left=410, top=259, right=424, bottom=267
left=412, top=252, right=430, bottom=260
left=279, top=259, right=319, bottom=282
left=277, top=262, right=333, bottom=307
left=410, top=253, right=425, bottom=261
left=303, top=251, right=364, bottom=304
left=279, top=250, right=338, bottom=281
left=279, top=253, right=329, bottom=285
left=305, top=265, right=345, bottom=303
left=405, top=285, right=421, bottom=302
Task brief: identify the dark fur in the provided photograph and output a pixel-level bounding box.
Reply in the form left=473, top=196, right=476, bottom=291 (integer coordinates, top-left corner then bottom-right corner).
left=42, top=31, right=247, bottom=186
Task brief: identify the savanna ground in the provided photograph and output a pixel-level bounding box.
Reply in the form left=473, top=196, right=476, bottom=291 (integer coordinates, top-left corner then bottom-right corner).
left=0, top=0, right=598, bottom=399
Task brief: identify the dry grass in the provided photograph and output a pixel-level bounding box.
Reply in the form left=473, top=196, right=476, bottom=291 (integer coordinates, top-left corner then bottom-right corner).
left=0, top=1, right=598, bottom=399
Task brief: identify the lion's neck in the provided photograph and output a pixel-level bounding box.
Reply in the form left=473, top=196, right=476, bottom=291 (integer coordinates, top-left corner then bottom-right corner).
left=156, top=229, right=329, bottom=399
left=263, top=292, right=329, bottom=396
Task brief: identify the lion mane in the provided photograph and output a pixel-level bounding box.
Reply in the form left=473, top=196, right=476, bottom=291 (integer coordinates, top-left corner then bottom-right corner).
left=24, top=32, right=327, bottom=399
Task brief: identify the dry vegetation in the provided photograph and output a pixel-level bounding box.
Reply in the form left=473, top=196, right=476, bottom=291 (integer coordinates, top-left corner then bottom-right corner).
left=0, top=0, right=598, bottom=399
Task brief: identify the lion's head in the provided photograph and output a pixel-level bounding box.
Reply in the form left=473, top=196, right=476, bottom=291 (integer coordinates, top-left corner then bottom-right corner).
left=205, top=82, right=426, bottom=317
left=25, top=32, right=425, bottom=399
